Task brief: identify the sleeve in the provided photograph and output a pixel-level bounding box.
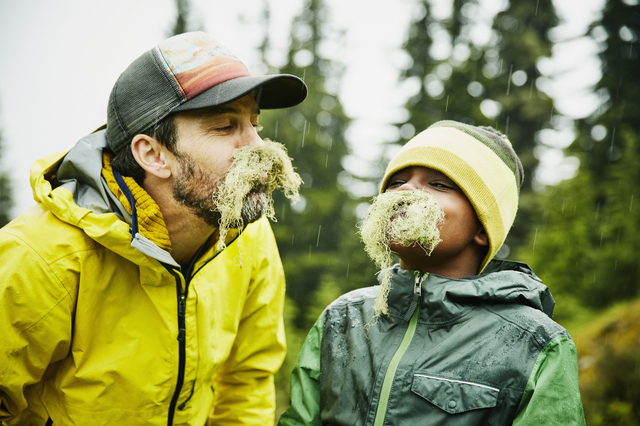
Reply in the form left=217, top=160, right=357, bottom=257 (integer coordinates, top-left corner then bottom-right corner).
left=277, top=315, right=323, bottom=426
left=0, top=233, right=73, bottom=423
left=208, top=221, right=287, bottom=426
left=513, top=334, right=586, bottom=425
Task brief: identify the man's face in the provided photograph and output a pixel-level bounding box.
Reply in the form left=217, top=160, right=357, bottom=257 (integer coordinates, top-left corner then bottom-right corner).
left=384, top=166, right=484, bottom=263
left=171, top=93, right=266, bottom=227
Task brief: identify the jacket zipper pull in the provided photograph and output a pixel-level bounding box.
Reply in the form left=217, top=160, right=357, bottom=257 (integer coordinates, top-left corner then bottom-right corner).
left=403, top=271, right=425, bottom=321
left=414, top=271, right=423, bottom=297
left=177, top=294, right=186, bottom=341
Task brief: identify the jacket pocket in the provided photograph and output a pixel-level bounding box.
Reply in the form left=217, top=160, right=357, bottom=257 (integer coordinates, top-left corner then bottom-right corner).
left=411, top=374, right=499, bottom=414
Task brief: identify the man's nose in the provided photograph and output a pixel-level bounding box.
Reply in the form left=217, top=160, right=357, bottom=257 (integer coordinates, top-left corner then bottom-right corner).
left=240, top=124, right=265, bottom=148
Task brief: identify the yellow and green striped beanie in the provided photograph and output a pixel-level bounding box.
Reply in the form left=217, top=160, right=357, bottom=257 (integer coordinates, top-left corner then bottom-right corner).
left=380, top=120, right=524, bottom=273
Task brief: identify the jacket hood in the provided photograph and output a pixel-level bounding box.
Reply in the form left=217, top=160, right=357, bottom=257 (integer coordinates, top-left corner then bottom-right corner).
left=383, top=259, right=555, bottom=324
left=29, top=130, right=180, bottom=267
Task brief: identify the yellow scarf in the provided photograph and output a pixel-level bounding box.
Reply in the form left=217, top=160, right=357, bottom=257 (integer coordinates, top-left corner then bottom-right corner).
left=101, top=153, right=172, bottom=252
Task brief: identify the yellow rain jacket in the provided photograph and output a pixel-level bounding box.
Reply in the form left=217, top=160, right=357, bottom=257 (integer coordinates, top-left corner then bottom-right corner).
left=0, top=131, right=287, bottom=425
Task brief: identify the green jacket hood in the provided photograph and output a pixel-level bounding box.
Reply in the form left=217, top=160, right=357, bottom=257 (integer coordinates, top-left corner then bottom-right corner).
left=383, top=259, right=555, bottom=324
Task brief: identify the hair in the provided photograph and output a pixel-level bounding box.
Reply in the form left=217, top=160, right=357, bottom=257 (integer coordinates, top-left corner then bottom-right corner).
left=110, top=113, right=179, bottom=185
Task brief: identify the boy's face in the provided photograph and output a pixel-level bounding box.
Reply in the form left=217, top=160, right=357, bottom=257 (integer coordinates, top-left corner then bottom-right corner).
left=384, top=166, right=487, bottom=273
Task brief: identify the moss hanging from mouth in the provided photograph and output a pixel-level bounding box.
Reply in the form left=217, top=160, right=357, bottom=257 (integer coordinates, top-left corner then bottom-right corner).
left=359, top=190, right=445, bottom=316
left=215, top=139, right=302, bottom=251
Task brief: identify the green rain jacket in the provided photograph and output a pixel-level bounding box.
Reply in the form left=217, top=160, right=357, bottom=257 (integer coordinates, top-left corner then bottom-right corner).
left=279, top=260, right=585, bottom=425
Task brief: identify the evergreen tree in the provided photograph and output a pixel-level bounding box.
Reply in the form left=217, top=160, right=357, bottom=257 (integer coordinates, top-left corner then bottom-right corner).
left=0, top=124, right=13, bottom=227
left=394, top=0, right=560, bottom=252
left=169, top=0, right=202, bottom=36
left=253, top=0, right=376, bottom=413
left=258, top=0, right=373, bottom=333
left=516, top=0, right=639, bottom=319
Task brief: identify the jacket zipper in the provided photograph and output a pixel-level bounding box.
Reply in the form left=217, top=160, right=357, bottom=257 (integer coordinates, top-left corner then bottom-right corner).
left=373, top=271, right=426, bottom=426
left=167, top=270, right=188, bottom=425
left=163, top=233, right=238, bottom=423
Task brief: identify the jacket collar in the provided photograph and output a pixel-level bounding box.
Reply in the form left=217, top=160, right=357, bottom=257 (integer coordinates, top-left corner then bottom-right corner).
left=383, top=259, right=555, bottom=324
left=101, top=152, right=172, bottom=252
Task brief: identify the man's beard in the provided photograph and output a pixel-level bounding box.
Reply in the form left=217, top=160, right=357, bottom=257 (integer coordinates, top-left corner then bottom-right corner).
left=173, top=139, right=301, bottom=250
left=359, top=190, right=445, bottom=316
left=172, top=158, right=268, bottom=228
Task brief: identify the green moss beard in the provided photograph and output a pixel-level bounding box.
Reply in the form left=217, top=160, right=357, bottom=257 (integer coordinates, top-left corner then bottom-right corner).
left=359, top=190, right=445, bottom=316
left=172, top=139, right=301, bottom=250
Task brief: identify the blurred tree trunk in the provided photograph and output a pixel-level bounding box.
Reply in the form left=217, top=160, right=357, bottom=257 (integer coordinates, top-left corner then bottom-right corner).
left=0, top=124, right=13, bottom=227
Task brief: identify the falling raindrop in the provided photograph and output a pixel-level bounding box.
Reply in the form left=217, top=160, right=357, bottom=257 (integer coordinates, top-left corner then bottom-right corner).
left=301, top=121, right=307, bottom=148
left=529, top=79, right=535, bottom=99
left=506, top=65, right=513, bottom=95
left=316, top=225, right=322, bottom=247
left=346, top=263, right=350, bottom=278
left=609, top=127, right=617, bottom=153
left=445, top=95, right=449, bottom=111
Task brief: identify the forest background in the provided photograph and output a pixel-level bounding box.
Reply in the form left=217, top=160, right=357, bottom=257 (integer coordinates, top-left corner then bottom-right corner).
left=0, top=0, right=638, bottom=424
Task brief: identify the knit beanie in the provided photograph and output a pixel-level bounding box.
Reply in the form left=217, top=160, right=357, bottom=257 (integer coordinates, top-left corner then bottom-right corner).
left=380, top=120, right=524, bottom=272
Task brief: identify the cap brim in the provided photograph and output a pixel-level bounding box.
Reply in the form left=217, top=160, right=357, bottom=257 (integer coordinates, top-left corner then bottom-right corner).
left=172, top=74, right=307, bottom=113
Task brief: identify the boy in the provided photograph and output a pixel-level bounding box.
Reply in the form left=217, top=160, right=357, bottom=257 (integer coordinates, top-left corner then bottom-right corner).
left=278, top=121, right=585, bottom=425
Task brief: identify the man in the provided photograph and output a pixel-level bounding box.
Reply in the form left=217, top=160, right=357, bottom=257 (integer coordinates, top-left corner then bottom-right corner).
left=278, top=121, right=585, bottom=425
left=0, top=31, right=307, bottom=425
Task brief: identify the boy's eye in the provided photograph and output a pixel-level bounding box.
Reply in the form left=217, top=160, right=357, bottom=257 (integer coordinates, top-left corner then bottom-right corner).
left=431, top=181, right=454, bottom=190
left=385, top=180, right=405, bottom=190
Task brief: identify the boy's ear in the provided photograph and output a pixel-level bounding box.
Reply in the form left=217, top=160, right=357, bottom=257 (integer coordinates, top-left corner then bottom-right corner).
left=474, top=226, right=489, bottom=247
left=130, top=134, right=173, bottom=180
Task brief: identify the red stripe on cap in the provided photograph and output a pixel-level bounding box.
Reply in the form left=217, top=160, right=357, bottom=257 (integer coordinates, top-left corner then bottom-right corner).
left=175, top=60, right=251, bottom=99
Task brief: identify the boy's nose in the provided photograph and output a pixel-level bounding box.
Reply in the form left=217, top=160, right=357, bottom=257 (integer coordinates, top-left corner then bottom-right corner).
left=398, top=180, right=430, bottom=194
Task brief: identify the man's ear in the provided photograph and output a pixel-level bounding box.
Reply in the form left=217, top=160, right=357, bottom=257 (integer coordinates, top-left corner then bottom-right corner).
left=474, top=226, right=489, bottom=247
left=131, top=134, right=173, bottom=180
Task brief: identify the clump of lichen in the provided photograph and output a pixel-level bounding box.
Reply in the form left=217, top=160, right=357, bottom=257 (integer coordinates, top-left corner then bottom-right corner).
left=215, top=139, right=302, bottom=250
left=359, top=190, right=445, bottom=316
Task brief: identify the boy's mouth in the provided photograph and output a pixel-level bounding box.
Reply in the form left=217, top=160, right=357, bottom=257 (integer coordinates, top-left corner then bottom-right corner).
left=358, top=190, right=445, bottom=316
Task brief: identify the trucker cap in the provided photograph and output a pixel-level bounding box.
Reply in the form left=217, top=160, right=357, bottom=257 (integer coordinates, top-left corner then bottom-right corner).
left=106, top=31, right=308, bottom=152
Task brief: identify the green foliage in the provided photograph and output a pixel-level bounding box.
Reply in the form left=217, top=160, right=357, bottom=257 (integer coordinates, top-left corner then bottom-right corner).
left=573, top=299, right=640, bottom=425
left=516, top=0, right=640, bottom=316
left=257, top=0, right=375, bottom=332
left=252, top=0, right=376, bottom=413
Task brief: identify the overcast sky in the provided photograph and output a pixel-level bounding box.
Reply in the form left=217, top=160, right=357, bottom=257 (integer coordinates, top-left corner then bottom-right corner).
left=0, top=0, right=603, bottom=219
